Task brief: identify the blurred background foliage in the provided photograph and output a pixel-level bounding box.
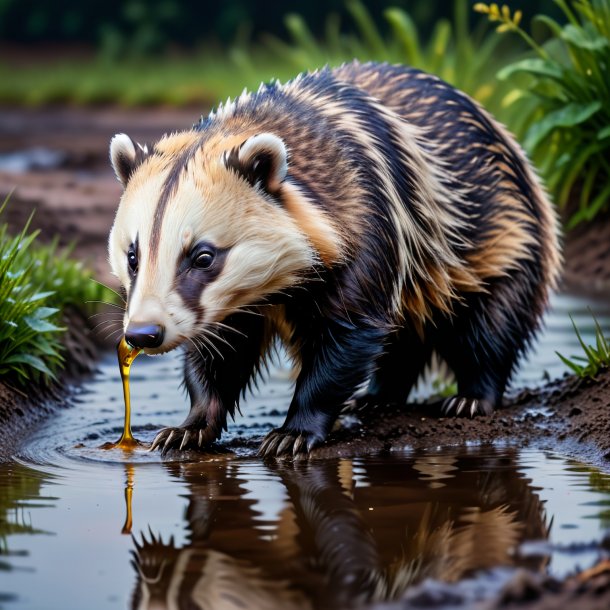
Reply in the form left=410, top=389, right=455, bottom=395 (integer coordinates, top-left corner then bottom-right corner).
left=0, top=0, right=608, bottom=224
left=0, top=0, right=563, bottom=53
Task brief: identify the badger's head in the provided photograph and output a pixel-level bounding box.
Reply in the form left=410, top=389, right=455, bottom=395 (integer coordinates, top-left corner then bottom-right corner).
left=108, top=130, right=339, bottom=354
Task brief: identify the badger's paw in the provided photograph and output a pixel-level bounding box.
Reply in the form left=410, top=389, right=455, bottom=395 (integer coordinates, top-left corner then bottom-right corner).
left=258, top=428, right=323, bottom=458
left=441, top=396, right=494, bottom=418
left=149, top=425, right=216, bottom=453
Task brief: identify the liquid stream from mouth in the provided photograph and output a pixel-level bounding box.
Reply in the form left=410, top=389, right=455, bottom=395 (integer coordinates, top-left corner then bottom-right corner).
left=101, top=336, right=142, bottom=451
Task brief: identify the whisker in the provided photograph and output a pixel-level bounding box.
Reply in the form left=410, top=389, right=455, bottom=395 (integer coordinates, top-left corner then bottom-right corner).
left=198, top=331, right=226, bottom=360
left=188, top=337, right=212, bottom=362
left=196, top=334, right=223, bottom=361
left=90, top=319, right=122, bottom=333
left=201, top=327, right=236, bottom=352
left=85, top=300, right=126, bottom=311
left=88, top=311, right=124, bottom=319
left=89, top=278, right=126, bottom=304
left=103, top=327, right=124, bottom=342
left=212, top=321, right=248, bottom=339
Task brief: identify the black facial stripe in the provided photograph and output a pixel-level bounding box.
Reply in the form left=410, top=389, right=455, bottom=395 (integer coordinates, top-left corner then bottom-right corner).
left=149, top=141, right=202, bottom=264
left=175, top=246, right=230, bottom=323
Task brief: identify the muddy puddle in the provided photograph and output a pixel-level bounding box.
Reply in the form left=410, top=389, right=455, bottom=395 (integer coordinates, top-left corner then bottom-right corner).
left=1, top=293, right=610, bottom=609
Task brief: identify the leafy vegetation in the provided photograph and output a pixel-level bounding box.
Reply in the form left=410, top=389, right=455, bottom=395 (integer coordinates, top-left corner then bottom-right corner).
left=0, top=0, right=518, bottom=113
left=477, top=0, right=610, bottom=227
left=556, top=312, right=610, bottom=378
left=257, top=0, right=518, bottom=112
left=0, top=198, right=111, bottom=386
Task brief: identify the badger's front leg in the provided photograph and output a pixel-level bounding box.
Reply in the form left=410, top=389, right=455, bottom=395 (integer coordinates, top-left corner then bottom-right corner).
left=259, top=320, right=385, bottom=458
left=151, top=312, right=268, bottom=453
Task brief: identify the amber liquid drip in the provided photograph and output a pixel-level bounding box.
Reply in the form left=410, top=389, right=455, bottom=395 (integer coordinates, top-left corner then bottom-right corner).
left=121, top=464, right=135, bottom=534
left=102, top=337, right=141, bottom=450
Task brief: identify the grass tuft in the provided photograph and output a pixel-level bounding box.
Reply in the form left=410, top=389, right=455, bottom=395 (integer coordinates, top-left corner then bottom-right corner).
left=487, top=0, right=610, bottom=226
left=0, top=197, right=113, bottom=386
left=556, top=311, right=610, bottom=379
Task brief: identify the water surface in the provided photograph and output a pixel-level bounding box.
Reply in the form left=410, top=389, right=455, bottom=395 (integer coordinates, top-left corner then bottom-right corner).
left=1, top=293, right=610, bottom=609
left=2, top=448, right=610, bottom=609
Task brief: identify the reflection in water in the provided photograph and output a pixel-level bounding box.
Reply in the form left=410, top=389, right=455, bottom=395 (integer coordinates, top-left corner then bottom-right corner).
left=0, top=464, right=54, bottom=552
left=122, top=464, right=135, bottom=535
left=128, top=449, right=550, bottom=609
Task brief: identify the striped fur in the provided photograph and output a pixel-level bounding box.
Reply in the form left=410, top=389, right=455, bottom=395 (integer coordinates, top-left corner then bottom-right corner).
left=108, top=61, right=561, bottom=454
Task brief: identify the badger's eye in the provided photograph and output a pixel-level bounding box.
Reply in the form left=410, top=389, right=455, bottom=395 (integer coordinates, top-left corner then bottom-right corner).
left=193, top=250, right=215, bottom=270
left=127, top=246, right=138, bottom=274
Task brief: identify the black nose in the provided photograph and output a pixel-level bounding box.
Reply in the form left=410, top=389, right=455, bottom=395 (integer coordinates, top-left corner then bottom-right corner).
left=125, top=322, right=165, bottom=349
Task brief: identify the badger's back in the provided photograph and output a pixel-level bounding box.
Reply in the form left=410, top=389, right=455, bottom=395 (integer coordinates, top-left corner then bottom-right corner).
left=332, top=62, right=561, bottom=311
left=203, top=61, right=560, bottom=328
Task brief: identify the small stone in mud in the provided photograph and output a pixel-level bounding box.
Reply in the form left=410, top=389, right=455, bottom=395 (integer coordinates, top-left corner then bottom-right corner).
left=569, top=406, right=583, bottom=417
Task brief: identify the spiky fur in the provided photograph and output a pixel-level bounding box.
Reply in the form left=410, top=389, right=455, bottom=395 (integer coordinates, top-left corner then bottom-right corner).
left=108, top=61, right=561, bottom=455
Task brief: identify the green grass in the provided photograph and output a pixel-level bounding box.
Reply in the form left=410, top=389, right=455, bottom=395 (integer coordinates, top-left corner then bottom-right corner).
left=259, top=0, right=518, bottom=116
left=0, top=197, right=113, bottom=386
left=480, top=0, right=610, bottom=227
left=0, top=0, right=517, bottom=115
left=556, top=312, right=610, bottom=379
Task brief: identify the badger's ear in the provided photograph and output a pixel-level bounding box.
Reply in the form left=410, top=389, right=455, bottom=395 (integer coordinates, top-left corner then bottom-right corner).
left=224, top=133, right=288, bottom=195
left=109, top=133, right=149, bottom=187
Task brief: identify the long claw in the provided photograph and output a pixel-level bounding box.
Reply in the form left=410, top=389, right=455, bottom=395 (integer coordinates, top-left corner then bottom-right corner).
left=150, top=430, right=167, bottom=452
left=257, top=433, right=275, bottom=457
left=306, top=436, right=319, bottom=454
left=264, top=434, right=282, bottom=457
left=179, top=430, right=191, bottom=450
left=292, top=434, right=306, bottom=456
left=276, top=435, right=294, bottom=456
left=442, top=397, right=456, bottom=416
left=198, top=429, right=205, bottom=447
left=470, top=400, right=478, bottom=418
left=165, top=430, right=177, bottom=448
left=456, top=398, right=468, bottom=416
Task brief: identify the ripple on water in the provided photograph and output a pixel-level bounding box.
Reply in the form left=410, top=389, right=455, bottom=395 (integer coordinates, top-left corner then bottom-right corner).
left=2, top=293, right=610, bottom=608
left=2, top=447, right=610, bottom=610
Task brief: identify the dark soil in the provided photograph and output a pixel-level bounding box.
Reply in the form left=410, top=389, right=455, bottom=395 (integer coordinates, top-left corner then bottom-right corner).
left=298, top=370, right=610, bottom=470
left=1, top=104, right=610, bottom=609
left=0, top=307, right=100, bottom=461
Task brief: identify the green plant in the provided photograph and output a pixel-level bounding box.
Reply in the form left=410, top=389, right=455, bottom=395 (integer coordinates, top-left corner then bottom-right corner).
left=431, top=376, right=458, bottom=398
left=477, top=1, right=610, bottom=227
left=0, top=0, right=519, bottom=113
left=0, top=198, right=111, bottom=386
left=556, top=312, right=610, bottom=378
left=261, top=0, right=518, bottom=112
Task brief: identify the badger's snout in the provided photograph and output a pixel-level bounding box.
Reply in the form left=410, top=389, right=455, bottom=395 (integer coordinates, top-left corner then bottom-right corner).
left=125, top=322, right=165, bottom=349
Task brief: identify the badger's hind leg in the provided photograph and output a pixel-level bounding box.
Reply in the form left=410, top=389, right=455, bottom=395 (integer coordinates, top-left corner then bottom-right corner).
left=437, top=278, right=540, bottom=418
left=151, top=311, right=269, bottom=453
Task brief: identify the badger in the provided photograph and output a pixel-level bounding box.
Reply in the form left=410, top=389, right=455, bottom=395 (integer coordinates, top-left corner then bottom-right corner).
left=108, top=61, right=561, bottom=457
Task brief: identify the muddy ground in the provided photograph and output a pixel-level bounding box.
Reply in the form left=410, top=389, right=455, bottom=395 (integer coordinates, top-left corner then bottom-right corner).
left=1, top=105, right=610, bottom=609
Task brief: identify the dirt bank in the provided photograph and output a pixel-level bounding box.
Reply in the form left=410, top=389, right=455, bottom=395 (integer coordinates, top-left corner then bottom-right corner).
left=0, top=308, right=100, bottom=461
left=212, top=366, right=610, bottom=471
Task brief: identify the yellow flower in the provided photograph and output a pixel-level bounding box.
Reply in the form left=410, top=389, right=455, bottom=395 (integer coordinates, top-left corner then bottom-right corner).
left=473, top=2, right=490, bottom=13
left=496, top=23, right=512, bottom=33
left=502, top=4, right=511, bottom=19
left=513, top=9, right=523, bottom=26
left=489, top=3, right=501, bottom=19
